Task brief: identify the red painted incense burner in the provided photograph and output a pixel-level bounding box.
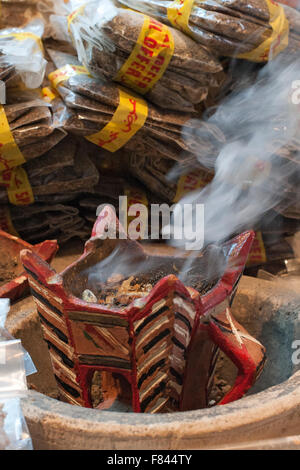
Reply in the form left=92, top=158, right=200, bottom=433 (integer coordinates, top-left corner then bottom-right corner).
left=0, top=229, right=58, bottom=301
left=21, top=207, right=266, bottom=413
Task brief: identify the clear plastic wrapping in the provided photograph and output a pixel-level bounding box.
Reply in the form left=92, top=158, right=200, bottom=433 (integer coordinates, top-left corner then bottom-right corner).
left=0, top=93, right=67, bottom=173
left=0, top=298, right=35, bottom=450
left=47, top=0, right=224, bottom=113
left=0, top=20, right=47, bottom=89
left=281, top=3, right=300, bottom=55
left=48, top=50, right=225, bottom=164
left=0, top=0, right=41, bottom=30
left=0, top=200, right=87, bottom=245
left=128, top=152, right=214, bottom=202
left=5, top=202, right=88, bottom=244
left=0, top=136, right=99, bottom=205
left=38, top=0, right=89, bottom=40
left=118, top=0, right=290, bottom=61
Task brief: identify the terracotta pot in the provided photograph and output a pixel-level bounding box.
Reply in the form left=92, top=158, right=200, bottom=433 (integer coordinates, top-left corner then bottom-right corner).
left=0, top=230, right=58, bottom=301
left=20, top=207, right=265, bottom=412
left=6, top=275, right=300, bottom=449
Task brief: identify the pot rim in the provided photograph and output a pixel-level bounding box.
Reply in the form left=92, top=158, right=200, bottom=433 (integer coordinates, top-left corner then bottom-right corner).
left=11, top=272, right=300, bottom=446
left=21, top=370, right=300, bottom=434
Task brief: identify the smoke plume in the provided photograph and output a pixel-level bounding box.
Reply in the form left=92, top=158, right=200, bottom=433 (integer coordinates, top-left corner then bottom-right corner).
left=170, top=56, right=300, bottom=250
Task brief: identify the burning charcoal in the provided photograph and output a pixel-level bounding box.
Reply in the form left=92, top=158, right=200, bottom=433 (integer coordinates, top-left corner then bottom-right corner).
left=82, top=289, right=98, bottom=304
left=107, top=273, right=125, bottom=284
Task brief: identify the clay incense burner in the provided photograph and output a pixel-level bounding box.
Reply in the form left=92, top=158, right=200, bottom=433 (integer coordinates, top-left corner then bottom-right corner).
left=0, top=229, right=58, bottom=301
left=21, top=207, right=266, bottom=413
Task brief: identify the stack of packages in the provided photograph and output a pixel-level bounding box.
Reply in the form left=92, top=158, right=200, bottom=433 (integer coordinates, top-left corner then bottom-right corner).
left=116, top=0, right=291, bottom=60
left=36, top=0, right=229, bottom=238
left=0, top=0, right=299, bottom=263
left=0, top=20, right=99, bottom=244
left=106, top=0, right=299, bottom=275
left=0, top=1, right=41, bottom=29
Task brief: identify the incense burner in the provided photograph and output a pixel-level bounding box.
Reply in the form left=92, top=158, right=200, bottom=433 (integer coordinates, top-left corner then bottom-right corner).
left=0, top=230, right=58, bottom=301
left=21, top=207, right=266, bottom=413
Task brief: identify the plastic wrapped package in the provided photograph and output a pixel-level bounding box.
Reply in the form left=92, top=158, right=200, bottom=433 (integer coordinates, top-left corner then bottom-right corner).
left=0, top=203, right=89, bottom=244
left=280, top=3, right=300, bottom=55
left=275, top=198, right=300, bottom=219
left=0, top=92, right=67, bottom=181
left=244, top=225, right=299, bottom=278
left=38, top=0, right=89, bottom=40
left=78, top=175, right=157, bottom=240
left=0, top=0, right=41, bottom=29
left=214, top=60, right=261, bottom=102
left=0, top=20, right=47, bottom=89
left=48, top=0, right=224, bottom=113
left=261, top=150, right=300, bottom=219
left=0, top=137, right=100, bottom=206
left=79, top=176, right=146, bottom=220
left=0, top=298, right=35, bottom=450
left=78, top=158, right=213, bottom=239
left=47, top=50, right=226, bottom=164
left=117, top=0, right=290, bottom=62
left=3, top=100, right=64, bottom=159
left=128, top=152, right=214, bottom=202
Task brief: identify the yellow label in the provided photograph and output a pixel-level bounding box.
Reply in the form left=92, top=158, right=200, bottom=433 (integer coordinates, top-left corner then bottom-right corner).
left=0, top=106, right=25, bottom=172
left=86, top=87, right=148, bottom=152
left=246, top=232, right=267, bottom=266
left=0, top=206, right=19, bottom=236
left=237, top=0, right=289, bottom=62
left=41, top=87, right=58, bottom=103
left=173, top=169, right=213, bottom=203
left=68, top=4, right=86, bottom=32
left=0, top=166, right=34, bottom=206
left=114, top=15, right=174, bottom=95
left=49, top=64, right=89, bottom=89
left=167, top=0, right=195, bottom=36
left=167, top=0, right=288, bottom=62
left=0, top=32, right=44, bottom=54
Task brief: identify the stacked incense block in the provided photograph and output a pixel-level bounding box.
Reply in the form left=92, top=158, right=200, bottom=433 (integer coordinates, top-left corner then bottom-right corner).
left=0, top=22, right=99, bottom=244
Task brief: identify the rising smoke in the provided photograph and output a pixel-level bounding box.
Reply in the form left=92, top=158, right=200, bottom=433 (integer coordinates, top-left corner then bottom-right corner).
left=170, top=56, right=300, bottom=250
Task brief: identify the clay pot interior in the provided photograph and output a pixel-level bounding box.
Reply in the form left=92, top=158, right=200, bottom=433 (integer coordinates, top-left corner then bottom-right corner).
left=61, top=238, right=227, bottom=306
